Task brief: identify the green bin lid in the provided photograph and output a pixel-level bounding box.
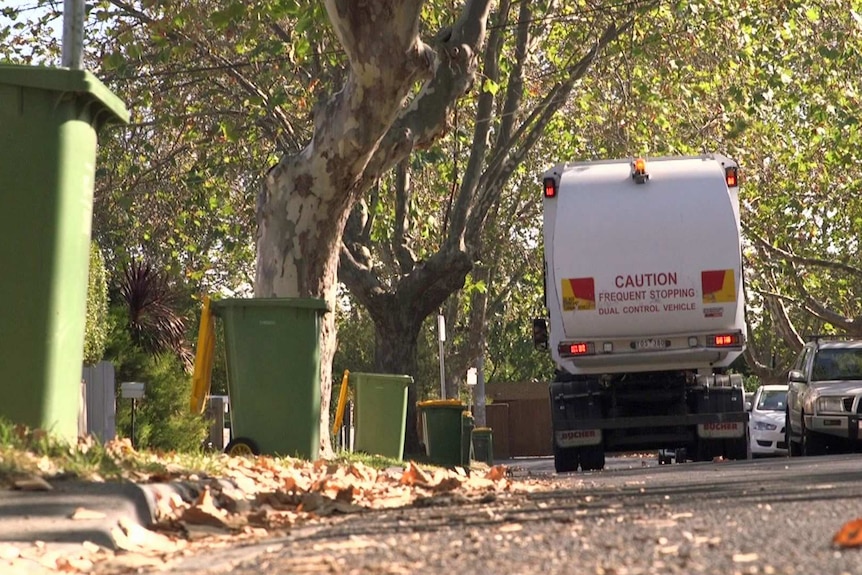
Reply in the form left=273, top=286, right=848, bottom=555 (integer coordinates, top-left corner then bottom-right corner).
left=0, top=64, right=129, bottom=125
left=417, top=399, right=463, bottom=408
left=211, top=297, right=330, bottom=315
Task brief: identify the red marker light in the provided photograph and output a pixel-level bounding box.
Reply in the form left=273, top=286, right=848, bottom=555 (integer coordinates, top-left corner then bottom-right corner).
left=725, top=166, right=739, bottom=187
left=711, top=334, right=739, bottom=347
left=570, top=343, right=589, bottom=355
left=543, top=177, right=557, bottom=198
left=558, top=342, right=593, bottom=356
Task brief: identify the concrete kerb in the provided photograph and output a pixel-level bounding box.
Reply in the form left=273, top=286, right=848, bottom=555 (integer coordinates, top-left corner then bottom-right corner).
left=0, top=477, right=238, bottom=552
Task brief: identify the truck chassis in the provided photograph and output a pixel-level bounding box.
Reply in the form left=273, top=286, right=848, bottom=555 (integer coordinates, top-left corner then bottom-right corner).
left=549, top=370, right=749, bottom=472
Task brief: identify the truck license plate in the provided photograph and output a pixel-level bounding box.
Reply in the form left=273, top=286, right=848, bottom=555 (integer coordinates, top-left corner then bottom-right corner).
left=633, top=338, right=668, bottom=350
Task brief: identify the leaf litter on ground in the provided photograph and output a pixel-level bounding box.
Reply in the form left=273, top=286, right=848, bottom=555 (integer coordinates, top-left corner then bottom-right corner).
left=1, top=437, right=528, bottom=574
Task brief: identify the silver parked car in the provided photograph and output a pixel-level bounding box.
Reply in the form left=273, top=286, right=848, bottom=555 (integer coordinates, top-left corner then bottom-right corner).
left=785, top=338, right=862, bottom=456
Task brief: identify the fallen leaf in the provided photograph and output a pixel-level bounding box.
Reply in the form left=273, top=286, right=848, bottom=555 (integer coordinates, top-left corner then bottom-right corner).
left=484, top=465, right=508, bottom=481
left=431, top=476, right=463, bottom=493
left=70, top=507, right=107, bottom=520
left=13, top=476, right=52, bottom=491
left=732, top=553, right=759, bottom=563
left=56, top=556, right=94, bottom=572
left=833, top=518, right=862, bottom=548
left=181, top=487, right=232, bottom=528
left=399, top=462, right=431, bottom=486
left=111, top=517, right=182, bottom=553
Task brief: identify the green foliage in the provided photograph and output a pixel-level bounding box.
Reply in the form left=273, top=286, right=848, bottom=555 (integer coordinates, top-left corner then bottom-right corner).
left=0, top=415, right=224, bottom=484
left=107, top=313, right=208, bottom=453
left=83, top=243, right=109, bottom=366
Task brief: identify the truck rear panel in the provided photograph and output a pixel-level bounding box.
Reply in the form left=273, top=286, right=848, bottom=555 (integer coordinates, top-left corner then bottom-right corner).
left=543, top=155, right=744, bottom=374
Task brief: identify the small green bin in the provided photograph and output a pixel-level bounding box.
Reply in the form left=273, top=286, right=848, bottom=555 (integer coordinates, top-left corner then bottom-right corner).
left=418, top=399, right=466, bottom=466
left=472, top=427, right=494, bottom=465
left=461, top=411, right=475, bottom=466
left=0, top=65, right=128, bottom=442
left=212, top=298, right=328, bottom=458
left=352, top=372, right=413, bottom=460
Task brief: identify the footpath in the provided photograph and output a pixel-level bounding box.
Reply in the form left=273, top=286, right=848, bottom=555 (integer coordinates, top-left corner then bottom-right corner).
left=0, top=457, right=524, bottom=574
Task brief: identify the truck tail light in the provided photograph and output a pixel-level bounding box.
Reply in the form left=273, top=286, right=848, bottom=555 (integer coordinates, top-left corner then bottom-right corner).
left=558, top=342, right=595, bottom=357
left=707, top=333, right=741, bottom=347
left=543, top=177, right=557, bottom=198
left=725, top=166, right=739, bottom=187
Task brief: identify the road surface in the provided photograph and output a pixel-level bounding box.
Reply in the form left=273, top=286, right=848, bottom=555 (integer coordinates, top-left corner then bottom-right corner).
left=105, top=453, right=862, bottom=575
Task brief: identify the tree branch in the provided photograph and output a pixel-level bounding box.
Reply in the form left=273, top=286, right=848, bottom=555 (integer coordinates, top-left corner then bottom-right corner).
left=393, top=161, right=417, bottom=274
left=745, top=226, right=862, bottom=278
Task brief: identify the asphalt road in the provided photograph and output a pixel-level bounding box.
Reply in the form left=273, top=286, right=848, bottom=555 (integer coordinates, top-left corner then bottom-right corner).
left=113, top=453, right=862, bottom=575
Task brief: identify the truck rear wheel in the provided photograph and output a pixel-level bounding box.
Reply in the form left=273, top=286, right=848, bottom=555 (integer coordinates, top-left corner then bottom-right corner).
left=695, top=438, right=721, bottom=462
left=725, top=435, right=750, bottom=461
left=580, top=445, right=605, bottom=471
left=553, top=444, right=579, bottom=473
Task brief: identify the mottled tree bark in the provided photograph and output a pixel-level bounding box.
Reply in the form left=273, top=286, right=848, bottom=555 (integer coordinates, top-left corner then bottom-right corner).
left=255, top=0, right=437, bottom=456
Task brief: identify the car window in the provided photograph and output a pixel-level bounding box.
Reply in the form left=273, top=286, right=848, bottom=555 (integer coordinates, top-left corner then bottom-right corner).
left=811, top=348, right=862, bottom=382
left=756, top=390, right=786, bottom=411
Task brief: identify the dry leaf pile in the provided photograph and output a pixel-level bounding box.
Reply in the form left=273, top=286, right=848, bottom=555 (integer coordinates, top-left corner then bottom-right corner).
left=1, top=454, right=515, bottom=574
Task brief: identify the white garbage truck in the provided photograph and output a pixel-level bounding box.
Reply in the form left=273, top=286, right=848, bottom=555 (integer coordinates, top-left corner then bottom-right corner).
left=533, top=155, right=749, bottom=472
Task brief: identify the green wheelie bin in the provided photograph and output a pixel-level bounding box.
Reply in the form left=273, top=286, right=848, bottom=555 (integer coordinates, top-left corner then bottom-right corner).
left=212, top=298, right=328, bottom=459
left=352, top=372, right=413, bottom=460
left=0, top=65, right=128, bottom=442
left=471, top=427, right=494, bottom=465
left=418, top=399, right=466, bottom=466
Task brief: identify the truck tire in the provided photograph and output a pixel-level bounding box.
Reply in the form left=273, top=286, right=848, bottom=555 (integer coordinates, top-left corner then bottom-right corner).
left=580, top=445, right=605, bottom=471
left=553, top=444, right=579, bottom=473
left=695, top=438, right=721, bottom=462
left=725, top=434, right=750, bottom=461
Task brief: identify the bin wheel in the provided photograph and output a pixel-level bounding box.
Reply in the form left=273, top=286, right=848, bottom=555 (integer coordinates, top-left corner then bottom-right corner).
left=225, top=437, right=260, bottom=457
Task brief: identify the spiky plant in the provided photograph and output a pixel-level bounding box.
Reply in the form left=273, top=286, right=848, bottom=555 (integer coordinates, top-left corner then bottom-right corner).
left=119, top=259, right=193, bottom=369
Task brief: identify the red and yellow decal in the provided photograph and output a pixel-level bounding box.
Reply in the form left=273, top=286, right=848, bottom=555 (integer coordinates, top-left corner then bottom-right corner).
left=562, top=277, right=596, bottom=311
left=701, top=269, right=736, bottom=304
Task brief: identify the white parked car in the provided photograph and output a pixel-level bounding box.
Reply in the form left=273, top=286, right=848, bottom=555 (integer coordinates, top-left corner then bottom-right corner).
left=747, top=384, right=788, bottom=457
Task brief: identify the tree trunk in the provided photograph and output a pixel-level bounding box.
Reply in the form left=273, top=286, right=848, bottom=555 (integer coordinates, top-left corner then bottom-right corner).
left=372, top=310, right=422, bottom=454
left=253, top=0, right=439, bottom=458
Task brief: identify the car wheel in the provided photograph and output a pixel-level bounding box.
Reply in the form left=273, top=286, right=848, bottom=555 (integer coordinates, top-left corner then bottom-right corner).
left=801, top=415, right=827, bottom=456
left=786, top=410, right=801, bottom=456
left=554, top=444, right=579, bottom=473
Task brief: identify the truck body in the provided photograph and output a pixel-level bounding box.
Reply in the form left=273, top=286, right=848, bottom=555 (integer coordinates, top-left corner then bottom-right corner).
left=536, top=155, right=749, bottom=472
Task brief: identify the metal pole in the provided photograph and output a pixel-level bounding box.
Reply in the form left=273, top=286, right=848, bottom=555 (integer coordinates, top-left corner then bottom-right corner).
left=130, top=398, right=137, bottom=449
left=62, top=0, right=85, bottom=69
left=437, top=314, right=446, bottom=399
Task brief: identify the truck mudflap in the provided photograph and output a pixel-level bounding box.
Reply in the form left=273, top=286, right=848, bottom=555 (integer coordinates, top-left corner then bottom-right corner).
left=697, top=421, right=746, bottom=439
left=555, top=428, right=602, bottom=448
